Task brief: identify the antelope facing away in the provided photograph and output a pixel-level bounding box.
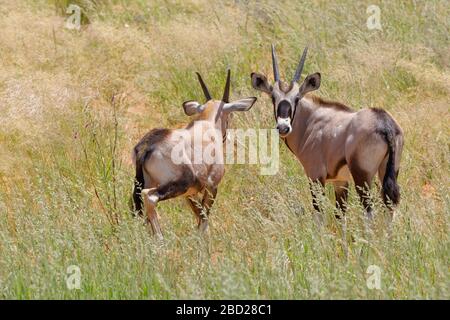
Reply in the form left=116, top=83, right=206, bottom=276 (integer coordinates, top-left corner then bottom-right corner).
left=251, top=45, right=403, bottom=221
left=133, top=70, right=257, bottom=238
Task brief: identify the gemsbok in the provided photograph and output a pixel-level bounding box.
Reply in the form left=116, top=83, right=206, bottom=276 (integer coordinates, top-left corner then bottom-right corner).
left=251, top=45, right=403, bottom=221
left=133, top=70, right=257, bottom=238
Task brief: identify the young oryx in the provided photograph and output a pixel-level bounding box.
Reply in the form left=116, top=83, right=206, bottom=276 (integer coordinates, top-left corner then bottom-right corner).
left=251, top=45, right=403, bottom=220
left=133, top=70, right=256, bottom=238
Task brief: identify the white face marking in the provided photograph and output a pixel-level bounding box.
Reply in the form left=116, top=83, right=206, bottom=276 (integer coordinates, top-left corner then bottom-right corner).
left=272, top=82, right=300, bottom=106
left=272, top=83, right=300, bottom=137
left=277, top=116, right=291, bottom=127
left=276, top=116, right=292, bottom=136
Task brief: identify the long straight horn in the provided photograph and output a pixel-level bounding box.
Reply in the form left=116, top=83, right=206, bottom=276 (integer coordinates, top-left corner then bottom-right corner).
left=222, top=69, right=231, bottom=103
left=271, top=44, right=280, bottom=82
left=196, top=72, right=212, bottom=101
left=292, top=47, right=308, bottom=83
left=215, top=69, right=231, bottom=123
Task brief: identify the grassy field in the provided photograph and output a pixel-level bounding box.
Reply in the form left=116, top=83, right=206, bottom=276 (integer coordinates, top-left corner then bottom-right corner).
left=0, top=0, right=448, bottom=299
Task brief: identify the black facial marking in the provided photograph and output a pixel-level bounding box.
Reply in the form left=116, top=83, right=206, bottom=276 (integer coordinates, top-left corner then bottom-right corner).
left=277, top=100, right=292, bottom=118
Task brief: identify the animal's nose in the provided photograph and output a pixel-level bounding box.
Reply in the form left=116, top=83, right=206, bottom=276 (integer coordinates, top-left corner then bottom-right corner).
left=277, top=125, right=289, bottom=135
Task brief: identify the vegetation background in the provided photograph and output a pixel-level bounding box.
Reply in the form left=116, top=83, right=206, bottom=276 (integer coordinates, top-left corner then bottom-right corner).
left=0, top=0, right=448, bottom=299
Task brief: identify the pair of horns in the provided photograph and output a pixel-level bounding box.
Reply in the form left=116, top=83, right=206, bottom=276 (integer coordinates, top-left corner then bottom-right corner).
left=272, top=44, right=308, bottom=84
left=195, top=69, right=231, bottom=103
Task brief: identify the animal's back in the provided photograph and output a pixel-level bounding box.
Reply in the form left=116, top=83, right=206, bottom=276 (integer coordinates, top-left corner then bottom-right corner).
left=133, top=128, right=172, bottom=164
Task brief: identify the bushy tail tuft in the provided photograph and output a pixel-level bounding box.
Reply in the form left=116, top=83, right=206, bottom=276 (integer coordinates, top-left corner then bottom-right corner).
left=381, top=131, right=400, bottom=206
left=132, top=147, right=147, bottom=216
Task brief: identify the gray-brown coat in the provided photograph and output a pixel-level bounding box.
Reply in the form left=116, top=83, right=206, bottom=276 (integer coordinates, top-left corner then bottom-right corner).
left=251, top=45, right=403, bottom=220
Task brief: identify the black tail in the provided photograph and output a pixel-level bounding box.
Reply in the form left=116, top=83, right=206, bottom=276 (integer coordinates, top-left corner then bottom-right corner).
left=381, top=130, right=400, bottom=206
left=132, top=128, right=171, bottom=216
left=132, top=147, right=146, bottom=216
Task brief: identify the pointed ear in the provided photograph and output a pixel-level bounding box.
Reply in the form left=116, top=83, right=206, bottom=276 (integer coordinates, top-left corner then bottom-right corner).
left=182, top=100, right=203, bottom=116
left=299, top=73, right=321, bottom=97
left=223, top=97, right=257, bottom=112
left=251, top=72, right=272, bottom=94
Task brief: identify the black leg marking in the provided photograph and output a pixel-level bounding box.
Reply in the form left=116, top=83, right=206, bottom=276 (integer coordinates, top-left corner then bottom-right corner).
left=309, top=179, right=325, bottom=213
left=334, top=181, right=349, bottom=219
left=198, top=187, right=217, bottom=231
left=187, top=196, right=203, bottom=225
left=349, top=160, right=374, bottom=218
left=155, top=168, right=197, bottom=202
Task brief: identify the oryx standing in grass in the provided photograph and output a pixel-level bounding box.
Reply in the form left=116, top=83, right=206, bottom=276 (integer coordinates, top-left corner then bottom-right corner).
left=251, top=45, right=403, bottom=220
left=133, top=70, right=257, bottom=238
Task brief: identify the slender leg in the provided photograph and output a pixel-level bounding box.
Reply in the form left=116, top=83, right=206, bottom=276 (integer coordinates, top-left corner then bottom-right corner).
left=198, top=187, right=217, bottom=232
left=309, top=178, right=325, bottom=212
left=349, top=162, right=375, bottom=220
left=333, top=181, right=349, bottom=219
left=309, top=178, right=325, bottom=226
left=187, top=196, right=203, bottom=226
left=142, top=189, right=163, bottom=239
left=142, top=180, right=192, bottom=239
left=333, top=181, right=350, bottom=256
left=355, top=180, right=374, bottom=220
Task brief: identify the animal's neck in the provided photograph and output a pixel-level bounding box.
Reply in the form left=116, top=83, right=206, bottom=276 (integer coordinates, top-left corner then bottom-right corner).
left=284, top=94, right=354, bottom=159
left=186, top=108, right=223, bottom=131
left=185, top=114, right=226, bottom=144
left=284, top=96, right=316, bottom=157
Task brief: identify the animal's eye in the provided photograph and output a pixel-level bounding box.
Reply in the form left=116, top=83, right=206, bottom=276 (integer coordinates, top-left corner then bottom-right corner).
left=295, top=96, right=300, bottom=105
left=271, top=96, right=276, bottom=104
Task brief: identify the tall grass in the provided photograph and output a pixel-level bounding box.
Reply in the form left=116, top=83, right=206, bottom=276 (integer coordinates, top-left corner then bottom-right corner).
left=0, top=0, right=448, bottom=299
